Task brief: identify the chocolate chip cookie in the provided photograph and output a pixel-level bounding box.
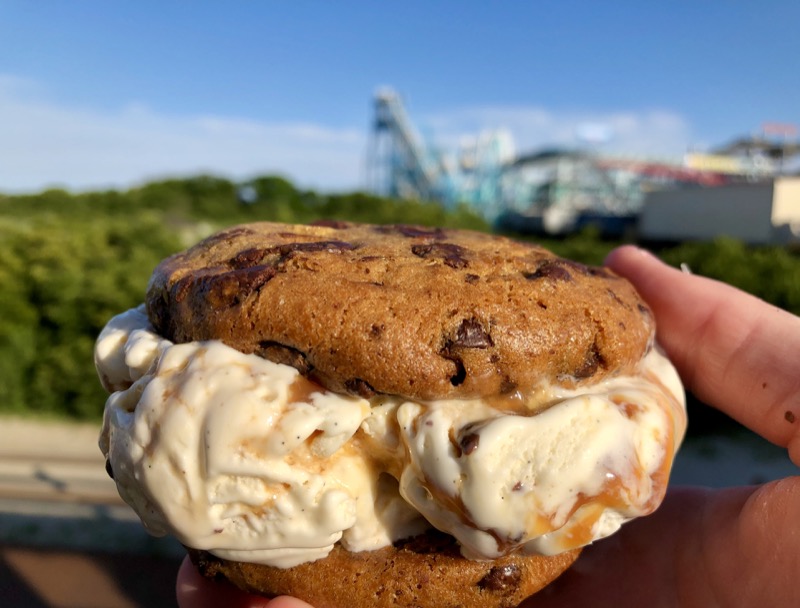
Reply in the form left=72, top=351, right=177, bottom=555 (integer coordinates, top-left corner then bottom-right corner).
left=146, top=221, right=653, bottom=402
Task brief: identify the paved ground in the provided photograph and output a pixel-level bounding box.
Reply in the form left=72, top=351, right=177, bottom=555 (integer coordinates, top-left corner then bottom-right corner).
left=1, top=546, right=180, bottom=608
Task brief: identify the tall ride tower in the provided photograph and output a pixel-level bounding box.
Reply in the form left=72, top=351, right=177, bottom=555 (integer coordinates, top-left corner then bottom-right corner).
left=365, top=88, right=512, bottom=218
left=366, top=88, right=446, bottom=203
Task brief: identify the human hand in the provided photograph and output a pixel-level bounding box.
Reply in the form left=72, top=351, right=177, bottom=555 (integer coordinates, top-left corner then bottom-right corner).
left=525, top=245, right=800, bottom=607
left=177, top=245, right=800, bottom=607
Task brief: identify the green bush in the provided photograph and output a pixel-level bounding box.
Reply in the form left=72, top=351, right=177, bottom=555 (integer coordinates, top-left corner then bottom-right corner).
left=0, top=212, right=180, bottom=419
left=660, top=237, right=800, bottom=316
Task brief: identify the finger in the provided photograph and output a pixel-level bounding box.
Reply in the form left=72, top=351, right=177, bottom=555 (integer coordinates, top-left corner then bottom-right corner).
left=527, top=479, right=800, bottom=607
left=176, top=556, right=313, bottom=608
left=605, top=245, right=800, bottom=456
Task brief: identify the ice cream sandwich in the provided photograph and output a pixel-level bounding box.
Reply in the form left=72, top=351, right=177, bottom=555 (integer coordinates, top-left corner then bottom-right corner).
left=95, top=221, right=686, bottom=607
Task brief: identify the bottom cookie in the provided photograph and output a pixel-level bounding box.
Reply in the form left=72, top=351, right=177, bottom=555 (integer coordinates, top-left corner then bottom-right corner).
left=188, top=530, right=580, bottom=608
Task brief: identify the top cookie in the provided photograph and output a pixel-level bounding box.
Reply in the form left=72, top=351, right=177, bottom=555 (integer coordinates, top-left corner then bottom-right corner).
left=146, top=221, right=654, bottom=401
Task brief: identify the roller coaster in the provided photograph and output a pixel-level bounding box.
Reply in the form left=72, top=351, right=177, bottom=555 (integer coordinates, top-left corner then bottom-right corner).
left=365, top=88, right=789, bottom=235
left=366, top=87, right=510, bottom=218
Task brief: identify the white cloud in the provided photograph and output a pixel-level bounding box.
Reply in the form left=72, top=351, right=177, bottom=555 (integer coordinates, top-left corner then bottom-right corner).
left=0, top=75, right=367, bottom=193
left=421, top=104, right=694, bottom=161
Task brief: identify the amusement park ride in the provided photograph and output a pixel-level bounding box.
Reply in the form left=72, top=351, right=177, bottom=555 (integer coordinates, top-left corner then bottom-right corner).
left=365, top=88, right=799, bottom=235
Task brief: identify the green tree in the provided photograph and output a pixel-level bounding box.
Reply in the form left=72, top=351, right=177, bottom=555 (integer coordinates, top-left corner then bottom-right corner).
left=0, top=212, right=180, bottom=418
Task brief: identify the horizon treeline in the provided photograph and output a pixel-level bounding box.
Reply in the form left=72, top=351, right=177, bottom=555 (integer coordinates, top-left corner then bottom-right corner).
left=1, top=173, right=799, bottom=423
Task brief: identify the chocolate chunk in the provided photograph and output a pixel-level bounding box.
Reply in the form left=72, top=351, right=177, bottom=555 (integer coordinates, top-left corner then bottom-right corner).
left=460, top=432, right=480, bottom=455
left=561, top=258, right=612, bottom=277
left=439, top=319, right=492, bottom=386
left=374, top=224, right=446, bottom=239
left=524, top=258, right=611, bottom=282
left=585, top=266, right=613, bottom=278
left=574, top=343, right=606, bottom=379
left=478, top=564, right=521, bottom=593
left=172, top=265, right=278, bottom=309
left=171, top=274, right=195, bottom=304
left=606, top=288, right=625, bottom=306
left=225, top=266, right=277, bottom=299
left=274, top=240, right=356, bottom=256
left=344, top=378, right=377, bottom=398
left=145, top=293, right=169, bottom=334
left=391, top=533, right=450, bottom=553
left=199, top=226, right=256, bottom=247
left=523, top=260, right=573, bottom=282
left=229, top=247, right=267, bottom=269
left=444, top=258, right=467, bottom=269
left=449, top=358, right=467, bottom=386
left=256, top=341, right=313, bottom=375
left=453, top=318, right=493, bottom=349
left=411, top=242, right=469, bottom=269
left=230, top=240, right=355, bottom=272
left=465, top=273, right=480, bottom=284
left=309, top=219, right=351, bottom=229
left=499, top=378, right=517, bottom=394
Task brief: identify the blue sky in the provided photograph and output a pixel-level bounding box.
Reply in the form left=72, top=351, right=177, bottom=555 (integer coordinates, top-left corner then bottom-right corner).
left=1, top=1, right=798, bottom=193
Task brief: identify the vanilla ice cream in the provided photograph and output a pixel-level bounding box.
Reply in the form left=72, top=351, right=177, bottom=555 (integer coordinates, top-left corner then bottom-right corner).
left=97, top=306, right=686, bottom=568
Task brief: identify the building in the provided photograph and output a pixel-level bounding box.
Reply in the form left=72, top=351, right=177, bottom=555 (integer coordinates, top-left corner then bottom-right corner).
left=639, top=177, right=800, bottom=245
